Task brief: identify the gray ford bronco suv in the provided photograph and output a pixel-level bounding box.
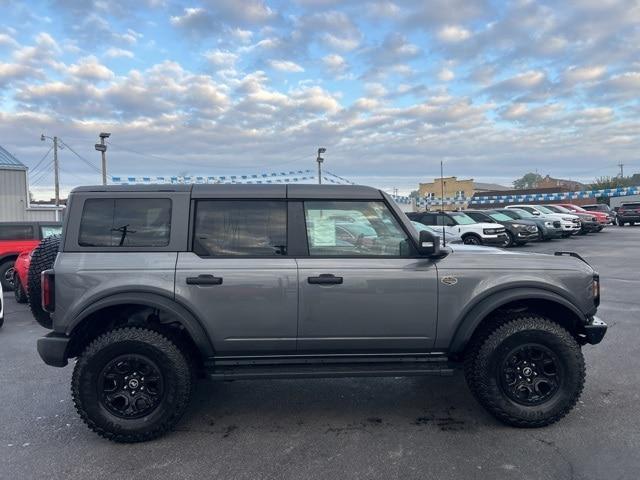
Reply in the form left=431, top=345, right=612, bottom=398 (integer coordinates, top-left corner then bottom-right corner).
left=37, top=184, right=607, bottom=442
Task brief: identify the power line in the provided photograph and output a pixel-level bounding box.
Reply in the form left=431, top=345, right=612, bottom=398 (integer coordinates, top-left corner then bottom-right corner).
left=58, top=139, right=102, bottom=174
left=30, top=159, right=56, bottom=186
left=29, top=146, right=53, bottom=174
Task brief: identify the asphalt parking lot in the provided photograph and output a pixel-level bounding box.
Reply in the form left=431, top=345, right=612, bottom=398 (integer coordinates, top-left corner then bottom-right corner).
left=1, top=226, right=639, bottom=480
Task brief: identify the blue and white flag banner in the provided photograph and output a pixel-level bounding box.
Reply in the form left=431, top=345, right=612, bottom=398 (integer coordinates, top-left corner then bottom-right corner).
left=391, top=185, right=640, bottom=207
left=111, top=169, right=356, bottom=186
left=111, top=170, right=315, bottom=185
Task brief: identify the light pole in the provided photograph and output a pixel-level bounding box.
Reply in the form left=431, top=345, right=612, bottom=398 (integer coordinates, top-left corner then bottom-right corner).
left=41, top=134, right=60, bottom=206
left=95, top=132, right=111, bottom=185
left=316, top=147, right=326, bottom=185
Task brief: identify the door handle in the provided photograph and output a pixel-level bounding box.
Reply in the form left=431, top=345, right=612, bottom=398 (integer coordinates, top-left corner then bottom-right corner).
left=186, top=274, right=223, bottom=286
left=308, top=274, right=343, bottom=285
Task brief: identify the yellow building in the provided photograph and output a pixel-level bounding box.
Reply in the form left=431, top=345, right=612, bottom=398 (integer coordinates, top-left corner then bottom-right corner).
left=418, top=176, right=474, bottom=211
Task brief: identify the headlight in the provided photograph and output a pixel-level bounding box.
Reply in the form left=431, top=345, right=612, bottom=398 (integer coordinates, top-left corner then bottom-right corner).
left=512, top=223, right=526, bottom=228
left=526, top=225, right=538, bottom=232
left=562, top=216, right=574, bottom=221
left=483, top=228, right=501, bottom=234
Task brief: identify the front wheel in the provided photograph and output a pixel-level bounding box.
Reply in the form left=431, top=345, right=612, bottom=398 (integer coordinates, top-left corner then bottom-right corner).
left=463, top=234, right=482, bottom=245
left=464, top=315, right=585, bottom=427
left=0, top=260, right=15, bottom=292
left=72, top=327, right=193, bottom=442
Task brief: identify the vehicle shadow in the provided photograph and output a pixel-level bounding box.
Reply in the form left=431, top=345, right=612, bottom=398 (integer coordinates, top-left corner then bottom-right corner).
left=177, top=373, right=496, bottom=437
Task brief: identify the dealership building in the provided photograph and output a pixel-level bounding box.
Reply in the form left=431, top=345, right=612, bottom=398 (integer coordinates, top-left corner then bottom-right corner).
left=0, top=145, right=64, bottom=222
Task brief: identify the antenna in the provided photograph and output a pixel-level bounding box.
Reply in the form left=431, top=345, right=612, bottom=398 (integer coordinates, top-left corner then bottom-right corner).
left=441, top=160, right=446, bottom=247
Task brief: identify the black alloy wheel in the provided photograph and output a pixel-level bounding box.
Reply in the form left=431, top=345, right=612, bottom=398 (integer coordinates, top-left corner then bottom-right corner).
left=499, top=344, right=561, bottom=406
left=99, top=354, right=165, bottom=419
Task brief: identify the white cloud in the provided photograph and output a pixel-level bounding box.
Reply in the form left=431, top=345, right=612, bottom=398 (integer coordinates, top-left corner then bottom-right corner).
left=104, top=48, right=134, bottom=59
left=322, top=54, right=347, bottom=74
left=437, top=25, right=472, bottom=43
left=564, top=65, right=606, bottom=84
left=269, top=60, right=305, bottom=73
left=437, top=68, right=455, bottom=82
left=205, top=50, right=238, bottom=67
left=67, top=56, right=114, bottom=81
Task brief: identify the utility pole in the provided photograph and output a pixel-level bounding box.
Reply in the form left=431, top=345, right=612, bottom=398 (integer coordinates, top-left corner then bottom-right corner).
left=41, top=134, right=61, bottom=206
left=95, top=132, right=111, bottom=185
left=316, top=147, right=326, bottom=185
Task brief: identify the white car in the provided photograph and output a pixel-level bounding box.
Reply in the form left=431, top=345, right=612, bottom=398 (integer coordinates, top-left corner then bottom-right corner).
left=506, top=204, right=581, bottom=237
left=411, top=221, right=463, bottom=245
left=407, top=211, right=509, bottom=246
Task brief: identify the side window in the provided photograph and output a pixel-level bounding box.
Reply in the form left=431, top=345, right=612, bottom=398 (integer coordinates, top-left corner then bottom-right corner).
left=304, top=201, right=411, bottom=257
left=0, top=224, right=34, bottom=240
left=421, top=214, right=436, bottom=225
left=193, top=200, right=287, bottom=256
left=79, top=198, right=171, bottom=247
left=40, top=225, right=62, bottom=238
left=436, top=215, right=455, bottom=227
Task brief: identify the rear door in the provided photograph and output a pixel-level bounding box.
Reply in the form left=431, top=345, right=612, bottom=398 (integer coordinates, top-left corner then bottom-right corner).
left=175, top=196, right=298, bottom=354
left=296, top=199, right=438, bottom=353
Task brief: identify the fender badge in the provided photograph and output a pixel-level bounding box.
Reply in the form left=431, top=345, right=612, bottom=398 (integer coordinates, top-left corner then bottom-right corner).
left=441, top=276, right=458, bottom=286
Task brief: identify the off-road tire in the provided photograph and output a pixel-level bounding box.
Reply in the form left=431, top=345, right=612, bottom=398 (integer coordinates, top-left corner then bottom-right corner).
left=617, top=220, right=624, bottom=227
left=27, top=235, right=60, bottom=329
left=464, top=314, right=585, bottom=428
left=13, top=273, right=28, bottom=303
left=462, top=234, right=482, bottom=245
left=72, top=327, right=193, bottom=443
left=0, top=259, right=15, bottom=292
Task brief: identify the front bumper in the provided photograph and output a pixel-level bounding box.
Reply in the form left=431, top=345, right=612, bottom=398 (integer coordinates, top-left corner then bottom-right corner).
left=515, top=229, right=539, bottom=241
left=578, top=316, right=607, bottom=345
left=37, top=332, right=71, bottom=367
left=483, top=233, right=509, bottom=246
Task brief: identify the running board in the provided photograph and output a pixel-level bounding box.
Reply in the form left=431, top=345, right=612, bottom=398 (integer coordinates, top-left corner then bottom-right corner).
left=206, top=354, right=455, bottom=380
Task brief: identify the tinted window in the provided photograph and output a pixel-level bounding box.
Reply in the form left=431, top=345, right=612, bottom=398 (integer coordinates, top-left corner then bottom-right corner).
left=40, top=225, right=62, bottom=238
left=193, top=200, right=286, bottom=256
left=304, top=201, right=410, bottom=257
left=435, top=215, right=456, bottom=226
left=79, top=198, right=171, bottom=247
left=0, top=224, right=34, bottom=240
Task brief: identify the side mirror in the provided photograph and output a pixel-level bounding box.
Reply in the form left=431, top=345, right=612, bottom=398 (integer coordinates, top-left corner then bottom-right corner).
left=418, top=230, right=440, bottom=256
left=532, top=211, right=540, bottom=216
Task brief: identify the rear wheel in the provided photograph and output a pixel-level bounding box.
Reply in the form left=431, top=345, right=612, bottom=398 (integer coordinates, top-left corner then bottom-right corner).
left=464, top=314, right=585, bottom=427
left=27, top=235, right=60, bottom=328
left=0, top=259, right=15, bottom=292
left=617, top=219, right=625, bottom=226
left=13, top=273, right=28, bottom=303
left=72, top=327, right=193, bottom=443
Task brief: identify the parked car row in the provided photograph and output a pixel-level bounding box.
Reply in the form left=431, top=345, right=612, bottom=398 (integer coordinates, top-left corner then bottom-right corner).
left=408, top=203, right=613, bottom=247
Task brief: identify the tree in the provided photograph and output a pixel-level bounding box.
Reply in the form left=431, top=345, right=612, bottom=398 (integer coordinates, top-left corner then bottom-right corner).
left=513, top=172, right=543, bottom=189
left=590, top=175, right=635, bottom=190
left=409, top=190, right=419, bottom=198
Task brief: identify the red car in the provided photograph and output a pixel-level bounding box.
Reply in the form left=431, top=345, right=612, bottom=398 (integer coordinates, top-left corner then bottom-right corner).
left=12, top=250, right=32, bottom=303
left=555, top=204, right=609, bottom=228
left=0, top=222, right=62, bottom=291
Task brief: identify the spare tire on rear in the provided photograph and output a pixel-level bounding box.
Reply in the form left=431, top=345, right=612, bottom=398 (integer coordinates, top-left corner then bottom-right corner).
left=28, top=235, right=61, bottom=329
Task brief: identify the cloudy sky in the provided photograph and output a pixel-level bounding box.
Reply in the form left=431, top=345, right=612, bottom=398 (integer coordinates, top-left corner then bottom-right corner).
left=1, top=0, right=639, bottom=199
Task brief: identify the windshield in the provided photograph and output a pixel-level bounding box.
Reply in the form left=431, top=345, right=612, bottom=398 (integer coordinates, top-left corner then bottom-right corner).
left=551, top=205, right=572, bottom=213
left=536, top=205, right=554, bottom=214
left=489, top=212, right=513, bottom=222
left=449, top=212, right=477, bottom=225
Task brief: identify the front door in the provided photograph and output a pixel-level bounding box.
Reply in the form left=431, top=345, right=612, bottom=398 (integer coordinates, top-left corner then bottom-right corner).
left=175, top=199, right=297, bottom=354
left=296, top=200, right=438, bottom=353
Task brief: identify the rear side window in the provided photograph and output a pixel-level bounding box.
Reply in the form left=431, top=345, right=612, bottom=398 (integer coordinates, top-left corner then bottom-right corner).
left=0, top=224, right=34, bottom=240
left=79, top=198, right=171, bottom=247
left=193, top=200, right=287, bottom=256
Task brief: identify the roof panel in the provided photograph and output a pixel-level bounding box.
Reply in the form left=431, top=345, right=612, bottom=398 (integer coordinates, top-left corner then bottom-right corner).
left=0, top=145, right=26, bottom=169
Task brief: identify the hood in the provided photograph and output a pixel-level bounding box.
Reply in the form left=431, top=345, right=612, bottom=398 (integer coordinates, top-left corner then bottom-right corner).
left=444, top=244, right=594, bottom=274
